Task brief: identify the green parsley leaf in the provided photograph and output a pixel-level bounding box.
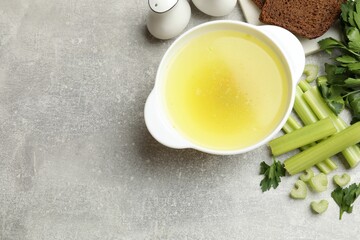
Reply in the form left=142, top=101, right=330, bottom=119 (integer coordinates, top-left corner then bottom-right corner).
left=341, top=2, right=352, bottom=23
left=324, top=64, right=348, bottom=85
left=317, top=76, right=345, bottom=115
left=331, top=183, right=360, bottom=220
left=344, top=77, right=360, bottom=88
left=347, top=27, right=360, bottom=52
left=317, top=76, right=329, bottom=97
left=318, top=38, right=345, bottom=54
left=354, top=9, right=360, bottom=29
left=326, top=96, right=345, bottom=115
left=259, top=157, right=286, bottom=192
left=318, top=0, right=360, bottom=120
left=336, top=55, right=358, bottom=64
left=347, top=92, right=360, bottom=123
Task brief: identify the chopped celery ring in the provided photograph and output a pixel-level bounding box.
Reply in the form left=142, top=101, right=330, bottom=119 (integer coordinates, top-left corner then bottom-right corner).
left=299, top=169, right=314, bottom=182
left=333, top=173, right=351, bottom=187
left=290, top=180, right=307, bottom=199
left=303, top=64, right=319, bottom=83
left=309, top=173, right=328, bottom=192
left=311, top=200, right=329, bottom=214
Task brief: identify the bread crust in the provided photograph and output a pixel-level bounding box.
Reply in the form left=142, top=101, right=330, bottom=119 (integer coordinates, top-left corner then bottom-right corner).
left=252, top=0, right=265, bottom=9
left=259, top=0, right=343, bottom=39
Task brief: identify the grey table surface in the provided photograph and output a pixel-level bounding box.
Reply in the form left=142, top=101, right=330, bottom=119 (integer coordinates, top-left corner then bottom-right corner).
left=1, top=1, right=360, bottom=239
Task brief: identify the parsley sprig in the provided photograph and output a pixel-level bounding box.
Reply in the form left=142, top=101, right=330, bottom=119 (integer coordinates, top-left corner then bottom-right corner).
left=259, top=157, right=286, bottom=192
left=331, top=183, right=360, bottom=219
left=318, top=0, right=360, bottom=123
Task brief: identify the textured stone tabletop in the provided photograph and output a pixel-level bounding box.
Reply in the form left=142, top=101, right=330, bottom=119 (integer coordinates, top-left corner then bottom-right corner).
left=1, top=1, right=359, bottom=239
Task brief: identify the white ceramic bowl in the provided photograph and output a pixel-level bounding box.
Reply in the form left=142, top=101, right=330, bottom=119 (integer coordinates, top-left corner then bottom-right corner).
left=144, top=20, right=305, bottom=155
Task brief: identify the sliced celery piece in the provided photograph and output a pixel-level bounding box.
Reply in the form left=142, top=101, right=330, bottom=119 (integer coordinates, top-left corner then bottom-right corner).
left=269, top=117, right=337, bottom=156
left=309, top=173, right=328, bottom=192
left=333, top=173, right=351, bottom=187
left=303, top=87, right=360, bottom=168
left=284, top=122, right=360, bottom=175
left=303, top=64, right=319, bottom=83
left=290, top=180, right=307, bottom=199
left=282, top=116, right=337, bottom=174
left=311, top=200, right=329, bottom=214
left=300, top=169, right=314, bottom=182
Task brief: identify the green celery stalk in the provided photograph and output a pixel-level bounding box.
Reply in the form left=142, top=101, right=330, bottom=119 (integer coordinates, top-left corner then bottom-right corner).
left=282, top=121, right=294, bottom=134
left=298, top=80, right=312, bottom=92
left=321, top=158, right=338, bottom=173
left=284, top=115, right=303, bottom=131
left=293, top=86, right=337, bottom=172
left=298, top=79, right=312, bottom=92
left=290, top=86, right=338, bottom=173
left=316, top=160, right=336, bottom=174
left=303, top=87, right=360, bottom=168
left=284, top=122, right=360, bottom=175
left=316, top=161, right=334, bottom=174
left=282, top=116, right=337, bottom=174
left=270, top=118, right=337, bottom=156
left=294, top=86, right=318, bottom=125
left=303, top=87, right=346, bottom=130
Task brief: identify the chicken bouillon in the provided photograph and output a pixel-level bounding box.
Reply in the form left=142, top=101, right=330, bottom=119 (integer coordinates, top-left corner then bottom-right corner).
left=164, top=30, right=290, bottom=150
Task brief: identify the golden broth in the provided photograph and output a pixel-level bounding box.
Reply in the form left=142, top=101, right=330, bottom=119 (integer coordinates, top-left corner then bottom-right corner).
left=164, top=30, right=289, bottom=150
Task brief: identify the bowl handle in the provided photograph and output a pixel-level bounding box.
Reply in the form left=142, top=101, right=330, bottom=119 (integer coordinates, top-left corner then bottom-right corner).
left=258, top=25, right=305, bottom=87
left=144, top=90, right=190, bottom=149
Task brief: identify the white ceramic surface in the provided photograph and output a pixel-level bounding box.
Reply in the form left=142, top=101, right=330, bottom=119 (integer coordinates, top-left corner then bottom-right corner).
left=192, top=0, right=237, bottom=17
left=148, top=0, right=178, bottom=13
left=144, top=20, right=305, bottom=155
left=147, top=0, right=191, bottom=40
left=238, top=0, right=342, bottom=55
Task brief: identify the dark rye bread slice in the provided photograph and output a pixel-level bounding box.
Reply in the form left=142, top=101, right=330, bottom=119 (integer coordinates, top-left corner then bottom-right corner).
left=259, top=0, right=343, bottom=39
left=252, top=0, right=265, bottom=9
